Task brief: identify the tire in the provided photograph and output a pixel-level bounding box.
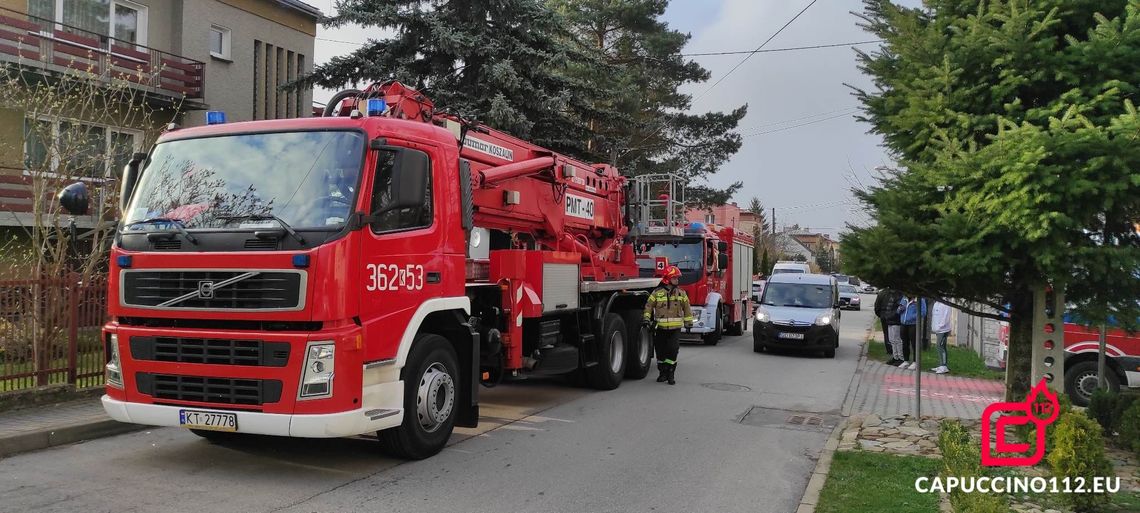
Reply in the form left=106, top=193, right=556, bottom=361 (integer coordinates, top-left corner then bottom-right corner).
left=726, top=305, right=744, bottom=336
left=1065, top=360, right=1120, bottom=407
left=703, top=307, right=724, bottom=346
left=823, top=348, right=836, bottom=358
left=189, top=429, right=240, bottom=444
left=378, top=333, right=460, bottom=460
left=586, top=313, right=626, bottom=390
left=753, top=340, right=766, bottom=353
left=622, top=310, right=652, bottom=380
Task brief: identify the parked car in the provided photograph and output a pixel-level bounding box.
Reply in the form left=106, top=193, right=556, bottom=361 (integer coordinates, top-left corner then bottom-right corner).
left=838, top=284, right=861, bottom=310
left=753, top=273, right=840, bottom=358
left=772, top=261, right=812, bottom=275
left=752, top=280, right=766, bottom=305
left=860, top=283, right=878, bottom=294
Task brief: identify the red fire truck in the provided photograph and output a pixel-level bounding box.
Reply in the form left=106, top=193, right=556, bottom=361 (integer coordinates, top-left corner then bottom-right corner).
left=58, top=82, right=687, bottom=459
left=636, top=222, right=754, bottom=345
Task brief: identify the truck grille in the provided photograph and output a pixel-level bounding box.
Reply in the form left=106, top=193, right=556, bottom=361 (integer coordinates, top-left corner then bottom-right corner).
left=136, top=373, right=283, bottom=405
left=121, top=270, right=304, bottom=311
left=129, top=336, right=290, bottom=366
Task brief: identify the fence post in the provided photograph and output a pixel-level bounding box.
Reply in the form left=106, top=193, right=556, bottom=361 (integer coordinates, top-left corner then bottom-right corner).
left=67, top=273, right=79, bottom=386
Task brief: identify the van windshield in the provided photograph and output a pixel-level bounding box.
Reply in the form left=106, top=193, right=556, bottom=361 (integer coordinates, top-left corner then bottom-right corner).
left=771, top=268, right=804, bottom=274
left=762, top=282, right=833, bottom=308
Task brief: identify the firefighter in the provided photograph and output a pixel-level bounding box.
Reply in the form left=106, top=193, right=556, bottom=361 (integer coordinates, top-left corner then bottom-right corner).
left=642, top=265, right=694, bottom=385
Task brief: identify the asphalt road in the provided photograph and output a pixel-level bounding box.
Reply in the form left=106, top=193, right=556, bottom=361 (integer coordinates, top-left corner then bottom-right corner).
left=0, top=301, right=875, bottom=513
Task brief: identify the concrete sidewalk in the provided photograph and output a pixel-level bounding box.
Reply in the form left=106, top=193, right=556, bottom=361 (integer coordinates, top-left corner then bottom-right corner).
left=0, top=396, right=139, bottom=458
left=845, top=358, right=1004, bottom=420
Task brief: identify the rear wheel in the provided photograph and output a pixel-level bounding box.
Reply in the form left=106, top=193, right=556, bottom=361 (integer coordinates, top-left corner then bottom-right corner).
left=622, top=311, right=652, bottom=379
left=703, top=306, right=724, bottom=346
left=586, top=313, right=626, bottom=390
left=378, top=333, right=459, bottom=460
left=726, top=304, right=744, bottom=336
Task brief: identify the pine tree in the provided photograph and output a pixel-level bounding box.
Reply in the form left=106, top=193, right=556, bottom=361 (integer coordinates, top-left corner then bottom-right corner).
left=844, top=0, right=1140, bottom=400
left=301, top=0, right=597, bottom=153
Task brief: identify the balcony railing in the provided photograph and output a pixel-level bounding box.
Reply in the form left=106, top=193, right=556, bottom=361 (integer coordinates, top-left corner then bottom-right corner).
left=0, top=6, right=204, bottom=100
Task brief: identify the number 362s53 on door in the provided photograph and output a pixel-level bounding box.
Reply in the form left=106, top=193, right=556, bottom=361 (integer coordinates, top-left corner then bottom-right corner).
left=366, top=264, right=425, bottom=291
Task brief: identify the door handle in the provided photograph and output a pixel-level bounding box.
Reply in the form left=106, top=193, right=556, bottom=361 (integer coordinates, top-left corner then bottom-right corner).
left=426, top=272, right=441, bottom=284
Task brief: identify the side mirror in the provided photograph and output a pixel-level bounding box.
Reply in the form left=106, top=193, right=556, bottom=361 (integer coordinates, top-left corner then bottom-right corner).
left=58, top=182, right=89, bottom=216
left=717, top=253, right=729, bottom=271
left=375, top=149, right=429, bottom=214
left=119, top=152, right=147, bottom=213
left=717, top=241, right=728, bottom=252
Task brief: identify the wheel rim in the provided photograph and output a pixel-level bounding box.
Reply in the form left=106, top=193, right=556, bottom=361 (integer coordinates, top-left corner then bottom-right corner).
left=1074, top=371, right=1101, bottom=401
left=637, top=326, right=651, bottom=365
left=609, top=330, right=625, bottom=374
left=416, top=362, right=455, bottom=433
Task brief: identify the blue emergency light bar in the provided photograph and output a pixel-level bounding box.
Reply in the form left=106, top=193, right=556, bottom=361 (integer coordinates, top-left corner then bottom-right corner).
left=206, top=111, right=227, bottom=125
left=367, top=98, right=386, bottom=117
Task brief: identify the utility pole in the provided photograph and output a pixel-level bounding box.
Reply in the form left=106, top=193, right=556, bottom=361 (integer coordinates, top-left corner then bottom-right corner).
left=1098, top=325, right=1108, bottom=389
left=771, top=207, right=776, bottom=235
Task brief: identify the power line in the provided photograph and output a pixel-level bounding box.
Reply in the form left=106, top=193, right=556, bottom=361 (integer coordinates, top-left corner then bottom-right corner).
left=626, top=0, right=820, bottom=154
left=316, top=36, right=365, bottom=45
left=741, top=110, right=858, bottom=138
left=738, top=106, right=858, bottom=133
left=681, top=40, right=883, bottom=57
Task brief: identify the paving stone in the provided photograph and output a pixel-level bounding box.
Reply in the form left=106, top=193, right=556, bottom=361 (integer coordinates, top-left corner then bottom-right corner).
left=899, top=426, right=930, bottom=437
left=862, top=414, right=881, bottom=427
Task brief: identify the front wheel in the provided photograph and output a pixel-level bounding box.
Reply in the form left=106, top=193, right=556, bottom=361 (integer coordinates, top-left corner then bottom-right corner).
left=726, top=304, right=745, bottom=336
left=703, top=307, right=724, bottom=346
left=1065, top=360, right=1120, bottom=407
left=378, top=333, right=459, bottom=460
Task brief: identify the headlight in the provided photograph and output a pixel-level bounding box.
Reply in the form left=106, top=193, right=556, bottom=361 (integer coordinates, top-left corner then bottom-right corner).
left=815, top=314, right=832, bottom=326
left=755, top=309, right=770, bottom=323
left=299, top=341, right=335, bottom=399
left=106, top=333, right=123, bottom=389
left=851, top=297, right=861, bottom=303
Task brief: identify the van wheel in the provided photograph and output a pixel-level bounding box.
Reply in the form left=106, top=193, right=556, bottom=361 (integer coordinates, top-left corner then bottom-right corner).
left=378, top=333, right=459, bottom=460
left=622, top=310, right=652, bottom=380
left=586, top=313, right=626, bottom=390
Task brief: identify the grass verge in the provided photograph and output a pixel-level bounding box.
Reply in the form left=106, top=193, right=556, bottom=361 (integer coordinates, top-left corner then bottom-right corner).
left=816, top=451, right=941, bottom=513
left=866, top=335, right=1004, bottom=380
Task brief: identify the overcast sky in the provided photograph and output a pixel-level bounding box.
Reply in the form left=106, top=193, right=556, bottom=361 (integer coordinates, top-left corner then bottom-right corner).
left=304, top=0, right=923, bottom=237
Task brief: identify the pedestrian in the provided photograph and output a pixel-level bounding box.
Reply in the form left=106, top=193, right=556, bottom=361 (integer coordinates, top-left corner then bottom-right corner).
left=874, top=288, right=902, bottom=357
left=643, top=265, right=694, bottom=385
left=931, top=301, right=952, bottom=374
left=897, top=295, right=927, bottom=371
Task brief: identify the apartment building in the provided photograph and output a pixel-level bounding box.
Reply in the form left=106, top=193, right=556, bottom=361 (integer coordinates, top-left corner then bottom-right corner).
left=0, top=0, right=319, bottom=225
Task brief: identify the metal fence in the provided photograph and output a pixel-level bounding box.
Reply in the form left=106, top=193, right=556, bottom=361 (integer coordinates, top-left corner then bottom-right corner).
left=0, top=275, right=107, bottom=393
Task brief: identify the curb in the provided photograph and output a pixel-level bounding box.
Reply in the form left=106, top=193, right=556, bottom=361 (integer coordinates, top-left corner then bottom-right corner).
left=795, top=417, right=848, bottom=513
left=0, top=419, right=144, bottom=458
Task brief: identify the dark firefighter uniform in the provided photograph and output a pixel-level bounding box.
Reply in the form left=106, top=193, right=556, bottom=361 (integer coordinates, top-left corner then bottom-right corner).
left=642, top=267, right=694, bottom=385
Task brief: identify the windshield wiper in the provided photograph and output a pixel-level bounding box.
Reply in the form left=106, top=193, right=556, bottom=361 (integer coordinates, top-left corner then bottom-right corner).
left=122, top=217, right=198, bottom=245
left=218, top=214, right=306, bottom=245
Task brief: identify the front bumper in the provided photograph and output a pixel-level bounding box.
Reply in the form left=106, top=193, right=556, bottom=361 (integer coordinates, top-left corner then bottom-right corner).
left=753, top=320, right=837, bottom=350
left=102, top=391, right=403, bottom=438
left=684, top=306, right=716, bottom=335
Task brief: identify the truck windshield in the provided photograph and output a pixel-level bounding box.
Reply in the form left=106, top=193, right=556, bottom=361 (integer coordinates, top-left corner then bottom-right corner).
left=123, top=130, right=366, bottom=230
left=637, top=240, right=703, bottom=284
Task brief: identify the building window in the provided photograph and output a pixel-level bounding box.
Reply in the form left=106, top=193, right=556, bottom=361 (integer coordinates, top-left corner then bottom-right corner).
left=23, top=117, right=141, bottom=180
left=210, top=25, right=231, bottom=60
left=29, top=0, right=148, bottom=46
left=705, top=213, right=715, bottom=224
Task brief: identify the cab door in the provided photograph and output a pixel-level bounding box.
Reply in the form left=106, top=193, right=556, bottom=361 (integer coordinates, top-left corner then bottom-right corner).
left=357, top=143, right=445, bottom=363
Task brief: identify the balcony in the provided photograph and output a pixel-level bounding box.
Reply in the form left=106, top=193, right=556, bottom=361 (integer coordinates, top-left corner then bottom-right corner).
left=0, top=6, right=204, bottom=102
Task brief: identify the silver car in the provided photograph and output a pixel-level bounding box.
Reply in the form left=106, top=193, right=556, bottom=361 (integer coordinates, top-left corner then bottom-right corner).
left=838, top=284, right=862, bottom=310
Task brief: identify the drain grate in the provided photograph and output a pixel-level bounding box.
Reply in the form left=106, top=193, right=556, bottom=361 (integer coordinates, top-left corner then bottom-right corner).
left=701, top=382, right=752, bottom=392
left=739, top=406, right=839, bottom=432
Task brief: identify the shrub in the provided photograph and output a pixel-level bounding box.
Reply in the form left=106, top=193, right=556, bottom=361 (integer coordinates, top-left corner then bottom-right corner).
left=1047, top=411, right=1114, bottom=513
left=1086, top=388, right=1118, bottom=433
left=1112, top=394, right=1138, bottom=431
left=1118, top=399, right=1140, bottom=455
left=938, top=420, right=1008, bottom=513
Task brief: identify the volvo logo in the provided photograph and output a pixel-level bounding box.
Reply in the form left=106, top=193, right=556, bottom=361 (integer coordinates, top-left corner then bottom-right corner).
left=197, top=281, right=215, bottom=299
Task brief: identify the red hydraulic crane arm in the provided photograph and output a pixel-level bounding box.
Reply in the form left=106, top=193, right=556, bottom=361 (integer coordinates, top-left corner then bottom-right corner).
left=334, top=81, right=633, bottom=272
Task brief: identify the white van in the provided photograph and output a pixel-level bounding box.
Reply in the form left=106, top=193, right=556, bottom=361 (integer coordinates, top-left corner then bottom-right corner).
left=771, top=261, right=811, bottom=275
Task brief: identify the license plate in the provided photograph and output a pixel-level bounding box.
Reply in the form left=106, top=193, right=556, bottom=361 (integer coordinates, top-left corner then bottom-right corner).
left=179, top=409, right=238, bottom=432
left=778, top=332, right=805, bottom=340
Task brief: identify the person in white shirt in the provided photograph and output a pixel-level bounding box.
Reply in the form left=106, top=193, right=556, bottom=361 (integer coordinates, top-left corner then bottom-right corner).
left=931, top=302, right=953, bottom=374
